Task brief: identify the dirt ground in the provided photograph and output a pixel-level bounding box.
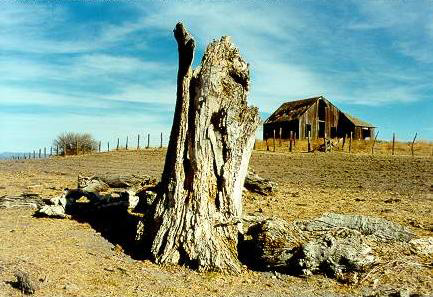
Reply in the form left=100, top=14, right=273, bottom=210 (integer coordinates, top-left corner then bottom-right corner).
left=0, top=149, right=432, bottom=296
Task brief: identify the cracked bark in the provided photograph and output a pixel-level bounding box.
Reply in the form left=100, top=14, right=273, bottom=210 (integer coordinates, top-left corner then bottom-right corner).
left=150, top=23, right=260, bottom=272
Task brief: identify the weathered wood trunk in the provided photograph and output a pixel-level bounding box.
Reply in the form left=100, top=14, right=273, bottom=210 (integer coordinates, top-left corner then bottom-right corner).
left=151, top=23, right=260, bottom=272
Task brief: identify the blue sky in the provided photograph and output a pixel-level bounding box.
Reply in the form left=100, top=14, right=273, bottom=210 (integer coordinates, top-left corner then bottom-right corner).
left=1, top=0, right=432, bottom=152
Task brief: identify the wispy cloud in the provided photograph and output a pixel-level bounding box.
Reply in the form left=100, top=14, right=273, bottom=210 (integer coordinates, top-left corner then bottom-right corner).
left=1, top=0, right=432, bottom=151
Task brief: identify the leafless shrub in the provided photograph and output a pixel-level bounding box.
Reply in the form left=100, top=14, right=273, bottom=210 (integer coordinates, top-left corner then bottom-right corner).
left=53, top=132, right=97, bottom=155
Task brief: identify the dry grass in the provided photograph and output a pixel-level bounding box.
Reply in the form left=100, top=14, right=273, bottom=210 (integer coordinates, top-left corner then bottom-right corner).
left=0, top=149, right=432, bottom=296
left=255, top=138, right=433, bottom=156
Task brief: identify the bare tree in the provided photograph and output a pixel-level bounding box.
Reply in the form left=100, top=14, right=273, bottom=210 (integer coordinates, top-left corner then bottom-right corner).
left=149, top=23, right=260, bottom=272
left=53, top=132, right=97, bottom=155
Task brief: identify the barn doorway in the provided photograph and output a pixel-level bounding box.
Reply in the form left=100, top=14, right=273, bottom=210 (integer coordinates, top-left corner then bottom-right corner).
left=330, top=127, right=337, bottom=138
left=318, top=122, right=325, bottom=138
left=318, top=99, right=327, bottom=121
left=305, top=124, right=312, bottom=138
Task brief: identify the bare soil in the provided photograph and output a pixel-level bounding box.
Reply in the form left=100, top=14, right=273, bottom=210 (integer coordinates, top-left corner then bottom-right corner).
left=1, top=149, right=432, bottom=296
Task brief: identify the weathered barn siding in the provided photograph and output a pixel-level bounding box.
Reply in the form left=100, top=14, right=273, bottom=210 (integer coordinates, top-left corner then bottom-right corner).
left=264, top=96, right=375, bottom=141
left=273, top=98, right=341, bottom=140
left=323, top=101, right=340, bottom=138
left=298, top=100, right=318, bottom=139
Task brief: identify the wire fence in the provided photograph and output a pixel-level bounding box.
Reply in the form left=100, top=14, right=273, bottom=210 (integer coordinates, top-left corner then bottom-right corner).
left=256, top=130, right=433, bottom=157
left=4, top=132, right=170, bottom=161
left=3, top=131, right=433, bottom=161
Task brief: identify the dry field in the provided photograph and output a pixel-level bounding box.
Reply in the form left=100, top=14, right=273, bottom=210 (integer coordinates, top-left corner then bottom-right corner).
left=254, top=139, right=433, bottom=157
left=0, top=149, right=432, bottom=296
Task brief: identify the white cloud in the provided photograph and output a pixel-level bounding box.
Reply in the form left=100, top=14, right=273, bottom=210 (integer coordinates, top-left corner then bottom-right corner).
left=104, top=83, right=176, bottom=104
left=1, top=0, right=433, bottom=150
left=0, top=112, right=171, bottom=152
left=398, top=41, right=433, bottom=64
left=347, top=1, right=433, bottom=65
left=130, top=1, right=431, bottom=109
left=249, top=61, right=327, bottom=110
left=0, top=2, right=149, bottom=54
left=3, top=0, right=429, bottom=111
left=70, top=54, right=174, bottom=80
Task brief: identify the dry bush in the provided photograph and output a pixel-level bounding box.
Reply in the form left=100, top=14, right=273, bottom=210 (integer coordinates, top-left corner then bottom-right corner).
left=53, top=132, right=98, bottom=156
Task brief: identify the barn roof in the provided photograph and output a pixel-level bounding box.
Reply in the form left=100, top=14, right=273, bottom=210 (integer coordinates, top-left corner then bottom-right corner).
left=342, top=112, right=375, bottom=128
left=264, top=96, right=321, bottom=124
left=265, top=96, right=375, bottom=128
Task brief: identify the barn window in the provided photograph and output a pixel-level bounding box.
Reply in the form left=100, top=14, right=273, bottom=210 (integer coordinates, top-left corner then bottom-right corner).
left=362, top=128, right=371, bottom=139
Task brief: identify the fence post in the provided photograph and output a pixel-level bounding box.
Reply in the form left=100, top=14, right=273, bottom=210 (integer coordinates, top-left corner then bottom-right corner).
left=56, top=145, right=59, bottom=156
left=107, top=141, right=110, bottom=152
left=44, top=147, right=46, bottom=158
left=273, top=129, right=276, bottom=152
left=323, top=133, right=327, bottom=153
left=289, top=131, right=293, bottom=152
left=392, top=133, right=395, bottom=156
left=411, top=132, right=417, bottom=157
left=349, top=132, right=353, bottom=154
left=76, top=139, right=79, bottom=155
left=98, top=141, right=101, bottom=152
left=38, top=149, right=41, bottom=158
left=372, top=131, right=379, bottom=155
left=160, top=132, right=163, bottom=148
left=293, top=132, right=296, bottom=147
left=28, top=152, right=31, bottom=159
left=137, top=134, right=140, bottom=150
left=308, top=131, right=311, bottom=152
left=50, top=147, right=52, bottom=157
left=117, top=138, right=120, bottom=150
left=147, top=133, right=150, bottom=148
left=126, top=136, right=129, bottom=150
left=266, top=138, right=269, bottom=151
left=279, top=127, right=282, bottom=146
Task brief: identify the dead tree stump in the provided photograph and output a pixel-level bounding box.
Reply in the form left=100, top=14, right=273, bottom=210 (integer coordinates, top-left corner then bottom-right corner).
left=150, top=23, right=260, bottom=272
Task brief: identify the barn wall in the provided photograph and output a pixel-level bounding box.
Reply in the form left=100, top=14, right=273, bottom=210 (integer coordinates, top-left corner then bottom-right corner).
left=297, top=100, right=317, bottom=139
left=324, top=102, right=340, bottom=138
left=300, top=99, right=341, bottom=139
left=354, top=127, right=362, bottom=140
left=264, top=98, right=373, bottom=141
left=273, top=98, right=343, bottom=140
left=370, top=128, right=375, bottom=139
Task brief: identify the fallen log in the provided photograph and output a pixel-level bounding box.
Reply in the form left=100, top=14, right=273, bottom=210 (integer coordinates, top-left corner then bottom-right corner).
left=296, top=213, right=415, bottom=242
left=245, top=213, right=415, bottom=282
left=0, top=194, right=44, bottom=209
left=78, top=174, right=155, bottom=190
left=244, top=171, right=277, bottom=195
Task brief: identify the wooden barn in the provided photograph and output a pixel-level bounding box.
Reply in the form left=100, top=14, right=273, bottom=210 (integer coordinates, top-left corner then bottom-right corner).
left=263, top=96, right=375, bottom=140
